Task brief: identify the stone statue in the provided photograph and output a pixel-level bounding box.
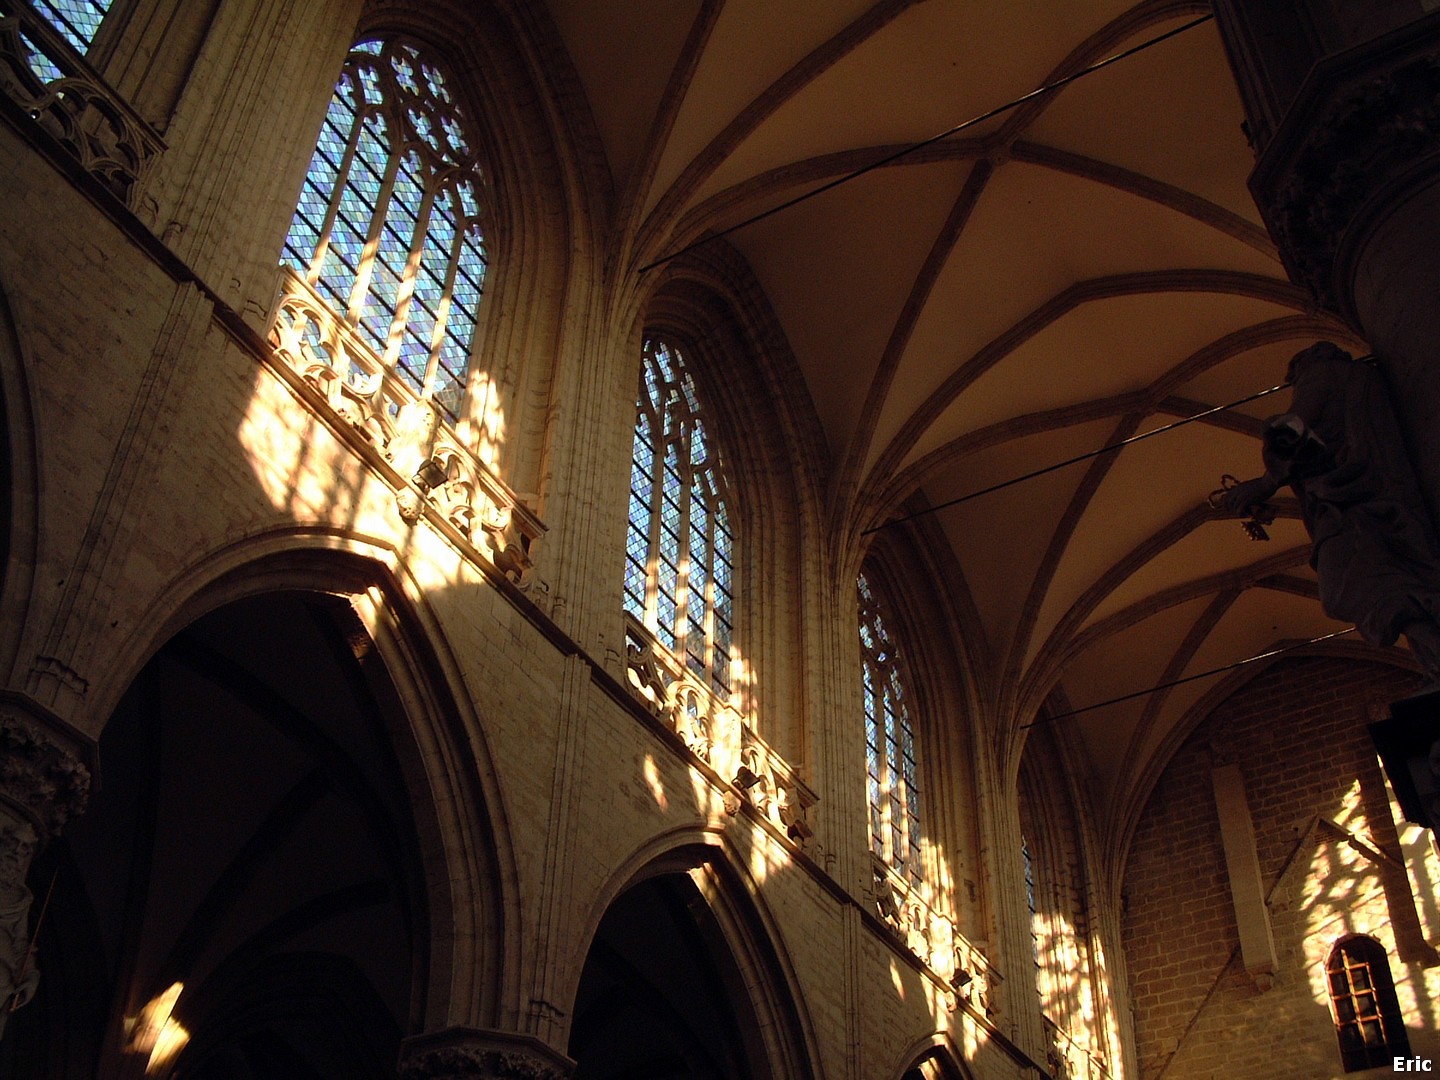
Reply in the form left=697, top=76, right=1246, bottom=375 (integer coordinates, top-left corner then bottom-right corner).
left=0, top=819, right=40, bottom=1038
left=1218, top=342, right=1440, bottom=683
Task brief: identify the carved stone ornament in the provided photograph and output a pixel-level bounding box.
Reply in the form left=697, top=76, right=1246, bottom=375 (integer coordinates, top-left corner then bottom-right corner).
left=1253, top=54, right=1440, bottom=311
left=0, top=701, right=93, bottom=837
left=268, top=269, right=546, bottom=588
left=397, top=1029, right=573, bottom=1080
left=0, top=4, right=164, bottom=214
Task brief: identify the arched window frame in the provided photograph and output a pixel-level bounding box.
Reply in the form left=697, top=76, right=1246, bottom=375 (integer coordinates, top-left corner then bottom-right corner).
left=1326, top=935, right=1411, bottom=1071
left=280, top=35, right=491, bottom=426
left=623, top=337, right=736, bottom=700
left=859, top=570, right=924, bottom=887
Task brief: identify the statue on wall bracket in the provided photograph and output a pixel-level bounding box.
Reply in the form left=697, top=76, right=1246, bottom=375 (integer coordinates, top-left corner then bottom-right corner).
left=1216, top=342, right=1440, bottom=834
left=1216, top=341, right=1440, bottom=685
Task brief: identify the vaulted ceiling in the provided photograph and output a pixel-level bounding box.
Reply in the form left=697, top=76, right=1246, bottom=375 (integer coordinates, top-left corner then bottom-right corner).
left=543, top=1, right=1376, bottom=855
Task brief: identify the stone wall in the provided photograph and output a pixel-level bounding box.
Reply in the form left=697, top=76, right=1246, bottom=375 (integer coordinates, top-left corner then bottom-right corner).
left=1124, top=656, right=1440, bottom=1079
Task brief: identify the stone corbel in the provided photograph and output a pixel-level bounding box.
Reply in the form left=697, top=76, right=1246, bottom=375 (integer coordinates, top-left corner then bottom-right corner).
left=397, top=1027, right=573, bottom=1080
left=624, top=637, right=668, bottom=716
left=478, top=502, right=538, bottom=589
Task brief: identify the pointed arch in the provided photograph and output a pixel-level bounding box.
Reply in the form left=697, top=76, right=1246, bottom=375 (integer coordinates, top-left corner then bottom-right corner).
left=79, top=535, right=521, bottom=1032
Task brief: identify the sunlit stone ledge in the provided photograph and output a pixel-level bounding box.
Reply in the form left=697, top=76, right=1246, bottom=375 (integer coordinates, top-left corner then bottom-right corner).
left=871, top=853, right=1002, bottom=1017
left=268, top=267, right=545, bottom=589
left=0, top=1, right=164, bottom=216
left=1043, top=1014, right=1111, bottom=1080
left=624, top=614, right=818, bottom=850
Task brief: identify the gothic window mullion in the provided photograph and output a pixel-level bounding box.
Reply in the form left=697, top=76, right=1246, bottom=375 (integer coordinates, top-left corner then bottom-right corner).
left=304, top=87, right=367, bottom=288
left=418, top=183, right=465, bottom=397
left=700, top=485, right=719, bottom=690
left=624, top=339, right=735, bottom=698
left=859, top=572, right=924, bottom=885
left=282, top=35, right=489, bottom=419
left=672, top=420, right=695, bottom=665
left=379, top=175, right=438, bottom=374
left=344, top=138, right=405, bottom=327
left=642, top=392, right=665, bottom=628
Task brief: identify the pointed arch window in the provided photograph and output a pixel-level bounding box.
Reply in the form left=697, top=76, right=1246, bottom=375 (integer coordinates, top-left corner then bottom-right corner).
left=281, top=37, right=488, bottom=424
left=1327, top=936, right=1410, bottom=1070
left=624, top=339, right=734, bottom=698
left=859, top=572, right=923, bottom=886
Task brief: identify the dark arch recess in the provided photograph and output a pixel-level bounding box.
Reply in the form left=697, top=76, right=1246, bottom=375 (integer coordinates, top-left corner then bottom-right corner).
left=2, top=589, right=458, bottom=1078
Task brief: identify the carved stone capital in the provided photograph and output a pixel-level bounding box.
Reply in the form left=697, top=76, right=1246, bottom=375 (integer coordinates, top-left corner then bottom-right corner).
left=397, top=1028, right=574, bottom=1080
left=1249, top=24, right=1440, bottom=315
left=0, top=693, right=94, bottom=838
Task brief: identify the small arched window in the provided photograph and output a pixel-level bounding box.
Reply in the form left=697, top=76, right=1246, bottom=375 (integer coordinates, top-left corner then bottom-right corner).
left=32, top=0, right=112, bottom=52
left=859, top=572, right=923, bottom=885
left=1326, top=936, right=1410, bottom=1071
left=282, top=37, right=488, bottom=424
left=623, top=339, right=734, bottom=698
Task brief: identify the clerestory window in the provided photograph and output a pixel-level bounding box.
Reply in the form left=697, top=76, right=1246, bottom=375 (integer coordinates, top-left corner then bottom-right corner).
left=859, top=572, right=923, bottom=886
left=623, top=338, right=735, bottom=699
left=1327, top=936, right=1410, bottom=1071
left=281, top=37, right=488, bottom=424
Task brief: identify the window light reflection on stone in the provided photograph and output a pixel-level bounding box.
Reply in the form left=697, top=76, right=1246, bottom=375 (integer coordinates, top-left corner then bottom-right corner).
left=124, top=981, right=189, bottom=1075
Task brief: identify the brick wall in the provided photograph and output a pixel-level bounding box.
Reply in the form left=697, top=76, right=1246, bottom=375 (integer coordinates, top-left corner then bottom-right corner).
left=1124, top=655, right=1440, bottom=1079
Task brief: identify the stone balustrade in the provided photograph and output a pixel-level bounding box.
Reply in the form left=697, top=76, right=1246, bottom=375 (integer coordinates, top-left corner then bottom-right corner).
left=871, top=855, right=1001, bottom=1017
left=269, top=267, right=545, bottom=589
left=0, top=1, right=164, bottom=214
left=623, top=615, right=817, bottom=849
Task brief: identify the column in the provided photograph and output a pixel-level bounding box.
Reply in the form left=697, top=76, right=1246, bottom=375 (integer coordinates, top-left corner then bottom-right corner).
left=397, top=1028, right=574, bottom=1080
left=0, top=693, right=94, bottom=1039
left=1213, top=3, right=1440, bottom=524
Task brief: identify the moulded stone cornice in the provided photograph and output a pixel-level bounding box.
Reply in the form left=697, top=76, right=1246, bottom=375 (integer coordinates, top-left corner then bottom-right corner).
left=1248, top=12, right=1440, bottom=315
left=0, top=691, right=95, bottom=837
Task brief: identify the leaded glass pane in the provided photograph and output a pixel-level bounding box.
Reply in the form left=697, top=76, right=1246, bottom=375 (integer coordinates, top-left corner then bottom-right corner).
left=280, top=37, right=489, bottom=425
left=623, top=338, right=735, bottom=697
left=859, top=571, right=923, bottom=883
left=33, top=0, right=110, bottom=53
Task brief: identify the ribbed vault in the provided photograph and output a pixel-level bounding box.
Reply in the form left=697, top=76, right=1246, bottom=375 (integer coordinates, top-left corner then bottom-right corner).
left=543, top=0, right=1395, bottom=867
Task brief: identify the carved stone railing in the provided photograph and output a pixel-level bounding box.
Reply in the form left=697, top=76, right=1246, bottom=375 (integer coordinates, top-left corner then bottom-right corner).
left=0, top=1, right=164, bottom=215
left=623, top=614, right=817, bottom=848
left=871, top=854, right=1001, bottom=1016
left=1042, top=1014, right=1110, bottom=1080
left=269, top=267, right=545, bottom=588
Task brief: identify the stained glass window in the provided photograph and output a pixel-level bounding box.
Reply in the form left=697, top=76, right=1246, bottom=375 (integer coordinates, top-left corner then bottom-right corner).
left=32, top=0, right=111, bottom=53
left=624, top=339, right=734, bottom=698
left=1326, top=936, right=1410, bottom=1070
left=859, top=572, right=923, bottom=886
left=282, top=38, right=488, bottom=424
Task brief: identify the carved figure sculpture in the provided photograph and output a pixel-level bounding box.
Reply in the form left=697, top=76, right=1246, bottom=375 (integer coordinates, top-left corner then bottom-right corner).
left=1219, top=342, right=1440, bottom=682
left=0, top=820, right=39, bottom=1037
